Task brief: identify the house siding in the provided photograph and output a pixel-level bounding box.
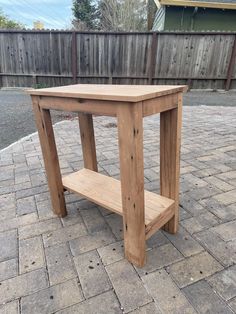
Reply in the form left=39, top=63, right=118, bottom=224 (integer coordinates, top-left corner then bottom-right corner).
left=164, top=6, right=236, bottom=31
left=163, top=6, right=236, bottom=31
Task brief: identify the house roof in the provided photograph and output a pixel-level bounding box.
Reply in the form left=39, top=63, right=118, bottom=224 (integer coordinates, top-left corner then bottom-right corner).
left=155, top=0, right=236, bottom=9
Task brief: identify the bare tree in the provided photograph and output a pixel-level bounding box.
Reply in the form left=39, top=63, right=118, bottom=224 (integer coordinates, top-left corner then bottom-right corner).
left=99, top=0, right=147, bottom=31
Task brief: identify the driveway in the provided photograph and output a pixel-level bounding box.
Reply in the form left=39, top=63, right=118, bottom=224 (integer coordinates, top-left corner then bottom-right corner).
left=0, top=89, right=236, bottom=150
left=0, top=90, right=76, bottom=150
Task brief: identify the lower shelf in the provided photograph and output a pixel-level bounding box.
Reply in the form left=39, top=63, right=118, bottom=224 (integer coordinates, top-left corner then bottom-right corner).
left=62, top=168, right=175, bottom=239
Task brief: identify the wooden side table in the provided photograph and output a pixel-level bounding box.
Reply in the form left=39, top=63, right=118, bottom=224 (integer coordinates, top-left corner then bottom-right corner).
left=29, top=84, right=186, bottom=267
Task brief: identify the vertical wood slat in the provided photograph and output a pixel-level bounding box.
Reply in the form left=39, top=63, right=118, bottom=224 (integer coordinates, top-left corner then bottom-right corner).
left=117, top=102, right=146, bottom=267
left=160, top=93, right=182, bottom=234
left=225, top=35, right=236, bottom=91
left=148, top=32, right=158, bottom=85
left=78, top=113, right=98, bottom=172
left=0, top=31, right=235, bottom=89
left=32, top=96, right=67, bottom=217
left=71, top=31, right=77, bottom=84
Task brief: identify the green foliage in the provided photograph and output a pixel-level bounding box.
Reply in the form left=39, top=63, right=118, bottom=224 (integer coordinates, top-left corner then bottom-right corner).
left=0, top=9, right=24, bottom=29
left=72, top=0, right=99, bottom=30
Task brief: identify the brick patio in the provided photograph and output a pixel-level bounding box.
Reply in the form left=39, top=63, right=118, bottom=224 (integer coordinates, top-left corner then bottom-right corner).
left=0, top=105, right=236, bottom=314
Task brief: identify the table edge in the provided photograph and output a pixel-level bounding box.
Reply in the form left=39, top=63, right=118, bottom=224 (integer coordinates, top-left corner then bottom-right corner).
left=27, top=85, right=188, bottom=102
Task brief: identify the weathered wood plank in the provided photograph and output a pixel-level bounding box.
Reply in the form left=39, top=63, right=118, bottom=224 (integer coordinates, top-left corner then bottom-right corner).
left=0, top=31, right=235, bottom=89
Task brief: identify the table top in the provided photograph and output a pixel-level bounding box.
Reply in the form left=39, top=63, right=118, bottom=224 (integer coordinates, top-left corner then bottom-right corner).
left=28, top=84, right=187, bottom=102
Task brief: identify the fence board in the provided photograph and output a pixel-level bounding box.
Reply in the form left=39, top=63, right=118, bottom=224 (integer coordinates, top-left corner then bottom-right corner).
left=0, top=31, right=235, bottom=89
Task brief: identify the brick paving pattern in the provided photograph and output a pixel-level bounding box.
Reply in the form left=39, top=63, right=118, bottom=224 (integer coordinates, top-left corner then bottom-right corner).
left=0, top=106, right=236, bottom=313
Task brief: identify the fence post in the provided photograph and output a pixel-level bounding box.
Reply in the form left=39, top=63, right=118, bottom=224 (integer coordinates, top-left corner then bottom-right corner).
left=108, top=35, right=113, bottom=85
left=32, top=74, right=37, bottom=87
left=225, top=35, right=236, bottom=91
left=148, top=32, right=158, bottom=85
left=71, top=31, right=77, bottom=84
left=187, top=78, right=192, bottom=91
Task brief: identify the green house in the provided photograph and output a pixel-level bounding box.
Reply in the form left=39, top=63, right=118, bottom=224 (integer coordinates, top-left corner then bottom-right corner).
left=152, top=0, right=236, bottom=31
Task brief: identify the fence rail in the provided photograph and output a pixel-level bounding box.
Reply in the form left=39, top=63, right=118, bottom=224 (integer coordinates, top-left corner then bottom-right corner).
left=0, top=30, right=235, bottom=89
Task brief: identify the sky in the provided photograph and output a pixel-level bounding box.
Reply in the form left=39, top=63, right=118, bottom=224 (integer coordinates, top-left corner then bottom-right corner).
left=0, top=0, right=73, bottom=29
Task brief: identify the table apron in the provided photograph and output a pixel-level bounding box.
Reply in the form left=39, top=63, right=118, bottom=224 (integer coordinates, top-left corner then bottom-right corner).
left=33, top=93, right=180, bottom=117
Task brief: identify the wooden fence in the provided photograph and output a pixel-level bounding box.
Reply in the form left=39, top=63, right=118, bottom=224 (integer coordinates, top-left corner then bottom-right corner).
left=0, top=30, right=236, bottom=89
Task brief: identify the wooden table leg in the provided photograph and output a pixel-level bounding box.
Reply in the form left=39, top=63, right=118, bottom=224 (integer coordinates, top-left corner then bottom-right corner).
left=78, top=113, right=98, bottom=172
left=160, top=93, right=182, bottom=233
left=32, top=96, right=67, bottom=217
left=117, top=102, right=146, bottom=267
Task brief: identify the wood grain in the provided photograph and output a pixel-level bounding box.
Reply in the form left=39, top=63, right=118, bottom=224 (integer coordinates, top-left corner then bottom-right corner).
left=117, top=102, right=146, bottom=267
left=142, top=93, right=178, bottom=116
left=1, top=31, right=235, bottom=89
left=32, top=96, right=67, bottom=217
left=78, top=113, right=97, bottom=171
left=28, top=84, right=186, bottom=102
left=39, top=96, right=118, bottom=116
left=160, top=93, right=182, bottom=233
left=62, top=168, right=174, bottom=229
